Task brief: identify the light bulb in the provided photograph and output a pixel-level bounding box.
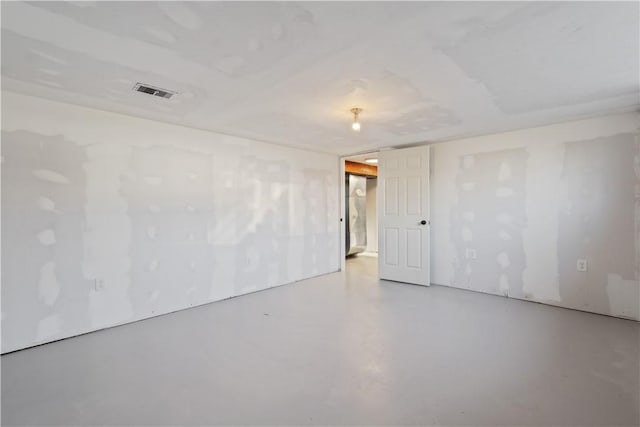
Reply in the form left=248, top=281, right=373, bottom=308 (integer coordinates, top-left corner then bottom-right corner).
left=350, top=107, right=363, bottom=131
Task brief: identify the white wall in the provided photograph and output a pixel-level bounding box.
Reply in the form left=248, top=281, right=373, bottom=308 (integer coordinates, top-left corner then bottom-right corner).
left=365, top=178, right=378, bottom=253
left=1, top=91, right=340, bottom=353
left=431, top=111, right=640, bottom=320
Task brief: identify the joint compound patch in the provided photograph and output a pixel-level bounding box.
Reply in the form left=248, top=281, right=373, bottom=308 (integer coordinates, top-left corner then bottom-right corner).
left=33, top=169, right=70, bottom=184
left=36, top=315, right=60, bottom=341
left=37, top=229, right=56, bottom=246
left=38, top=262, right=60, bottom=306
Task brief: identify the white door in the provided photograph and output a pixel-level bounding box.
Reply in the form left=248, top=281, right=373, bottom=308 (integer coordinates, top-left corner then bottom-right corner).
left=377, top=146, right=430, bottom=285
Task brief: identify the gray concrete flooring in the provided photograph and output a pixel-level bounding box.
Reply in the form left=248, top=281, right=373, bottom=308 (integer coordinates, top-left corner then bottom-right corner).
left=2, top=256, right=639, bottom=426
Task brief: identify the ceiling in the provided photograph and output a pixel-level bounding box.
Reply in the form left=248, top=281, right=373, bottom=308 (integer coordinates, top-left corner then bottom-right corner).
left=2, top=1, right=638, bottom=155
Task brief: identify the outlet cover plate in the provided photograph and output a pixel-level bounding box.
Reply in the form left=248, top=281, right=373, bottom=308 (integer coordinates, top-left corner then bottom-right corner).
left=577, top=259, right=588, bottom=272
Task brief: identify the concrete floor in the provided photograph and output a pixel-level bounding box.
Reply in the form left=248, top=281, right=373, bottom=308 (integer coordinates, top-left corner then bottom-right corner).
left=2, top=256, right=639, bottom=426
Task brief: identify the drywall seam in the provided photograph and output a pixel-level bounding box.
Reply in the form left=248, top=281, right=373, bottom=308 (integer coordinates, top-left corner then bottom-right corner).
left=521, top=142, right=563, bottom=302
left=83, top=143, right=134, bottom=329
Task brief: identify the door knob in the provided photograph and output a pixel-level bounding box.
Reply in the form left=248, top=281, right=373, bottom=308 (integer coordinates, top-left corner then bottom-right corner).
left=420, top=220, right=427, bottom=225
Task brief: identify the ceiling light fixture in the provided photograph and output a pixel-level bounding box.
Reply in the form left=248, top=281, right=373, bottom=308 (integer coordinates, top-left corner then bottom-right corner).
left=364, top=158, right=378, bottom=164
left=351, top=107, right=363, bottom=131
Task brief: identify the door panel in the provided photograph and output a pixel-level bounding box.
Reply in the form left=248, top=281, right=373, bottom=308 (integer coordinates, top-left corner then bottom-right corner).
left=384, top=228, right=399, bottom=265
left=406, top=229, right=422, bottom=268
left=378, top=146, right=430, bottom=285
left=384, top=177, right=399, bottom=215
left=406, top=176, right=421, bottom=215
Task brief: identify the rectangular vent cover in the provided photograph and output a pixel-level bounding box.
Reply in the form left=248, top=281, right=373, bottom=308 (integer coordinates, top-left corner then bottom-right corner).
left=133, top=83, right=176, bottom=99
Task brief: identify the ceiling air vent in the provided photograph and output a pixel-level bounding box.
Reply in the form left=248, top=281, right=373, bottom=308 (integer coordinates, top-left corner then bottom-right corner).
left=133, top=83, right=177, bottom=99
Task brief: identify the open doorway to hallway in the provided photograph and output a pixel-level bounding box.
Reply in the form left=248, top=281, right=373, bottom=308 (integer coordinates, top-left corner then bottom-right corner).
left=343, top=153, right=378, bottom=274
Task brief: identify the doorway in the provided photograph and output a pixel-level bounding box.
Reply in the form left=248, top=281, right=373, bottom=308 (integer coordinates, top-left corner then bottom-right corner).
left=340, top=146, right=431, bottom=286
left=341, top=153, right=379, bottom=275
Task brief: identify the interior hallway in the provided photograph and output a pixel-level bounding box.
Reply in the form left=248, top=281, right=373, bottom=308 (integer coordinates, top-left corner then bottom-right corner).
left=2, top=256, right=638, bottom=426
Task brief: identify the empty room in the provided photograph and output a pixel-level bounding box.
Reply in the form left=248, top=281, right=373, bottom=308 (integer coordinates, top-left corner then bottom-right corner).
left=1, top=1, right=639, bottom=426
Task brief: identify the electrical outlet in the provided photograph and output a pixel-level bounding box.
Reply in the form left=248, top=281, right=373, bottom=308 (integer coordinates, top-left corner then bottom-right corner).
left=465, top=248, right=477, bottom=260
left=94, top=279, right=105, bottom=291
left=576, top=259, right=588, bottom=272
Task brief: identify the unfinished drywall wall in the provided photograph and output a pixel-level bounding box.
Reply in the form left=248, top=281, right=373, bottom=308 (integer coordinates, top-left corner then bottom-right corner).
left=450, top=148, right=528, bottom=297
left=431, top=112, right=640, bottom=320
left=1, top=91, right=340, bottom=353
